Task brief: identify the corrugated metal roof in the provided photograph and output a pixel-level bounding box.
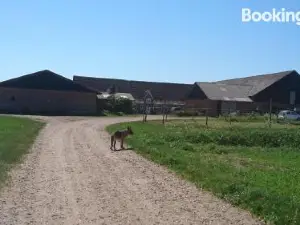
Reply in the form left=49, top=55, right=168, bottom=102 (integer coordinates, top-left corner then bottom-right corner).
left=97, top=92, right=135, bottom=101
left=216, top=70, right=295, bottom=96
left=195, top=70, right=297, bottom=102
left=97, top=93, right=111, bottom=99
left=114, top=93, right=135, bottom=100
left=196, top=82, right=253, bottom=102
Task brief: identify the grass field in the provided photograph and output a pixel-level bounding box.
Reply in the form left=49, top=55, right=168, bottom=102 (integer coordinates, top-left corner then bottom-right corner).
left=107, top=118, right=300, bottom=225
left=0, top=116, right=44, bottom=189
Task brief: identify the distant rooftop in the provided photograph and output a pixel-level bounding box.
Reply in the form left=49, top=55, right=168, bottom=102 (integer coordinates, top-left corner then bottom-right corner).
left=195, top=70, right=298, bottom=101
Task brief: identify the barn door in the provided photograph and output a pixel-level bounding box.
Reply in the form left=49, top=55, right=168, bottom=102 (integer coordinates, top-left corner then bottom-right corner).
left=221, top=101, right=237, bottom=114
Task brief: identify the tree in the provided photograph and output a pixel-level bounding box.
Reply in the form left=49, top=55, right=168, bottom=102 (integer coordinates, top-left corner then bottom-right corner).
left=106, top=95, right=133, bottom=114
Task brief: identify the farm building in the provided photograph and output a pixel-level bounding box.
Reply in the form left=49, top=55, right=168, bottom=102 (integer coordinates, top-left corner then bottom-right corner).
left=73, top=75, right=193, bottom=113
left=0, top=70, right=97, bottom=115
left=186, top=70, right=300, bottom=116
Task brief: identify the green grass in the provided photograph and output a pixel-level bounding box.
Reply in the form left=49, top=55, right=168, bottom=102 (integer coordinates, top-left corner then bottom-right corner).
left=107, top=119, right=300, bottom=225
left=0, top=116, right=44, bottom=188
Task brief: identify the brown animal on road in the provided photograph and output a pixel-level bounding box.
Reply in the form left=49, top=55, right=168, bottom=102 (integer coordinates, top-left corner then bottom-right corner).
left=110, top=126, right=133, bottom=150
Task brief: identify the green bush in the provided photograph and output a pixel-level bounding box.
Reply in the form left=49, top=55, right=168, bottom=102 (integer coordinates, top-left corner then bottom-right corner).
left=105, top=96, right=133, bottom=114
left=176, top=111, right=198, bottom=117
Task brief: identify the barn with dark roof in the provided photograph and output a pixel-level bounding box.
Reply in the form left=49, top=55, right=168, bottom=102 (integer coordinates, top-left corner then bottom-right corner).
left=73, top=75, right=193, bottom=113
left=186, top=70, right=300, bottom=116
left=73, top=75, right=193, bottom=102
left=0, top=70, right=97, bottom=115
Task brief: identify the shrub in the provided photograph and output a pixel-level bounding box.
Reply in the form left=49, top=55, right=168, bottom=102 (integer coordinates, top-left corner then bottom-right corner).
left=105, top=96, right=133, bottom=114
left=176, top=110, right=199, bottom=117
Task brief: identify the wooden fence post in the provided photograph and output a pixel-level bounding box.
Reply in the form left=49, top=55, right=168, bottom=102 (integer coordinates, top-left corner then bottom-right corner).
left=269, top=98, right=272, bottom=127
left=205, top=109, right=208, bottom=127
left=229, top=108, right=232, bottom=125
left=165, top=101, right=168, bottom=122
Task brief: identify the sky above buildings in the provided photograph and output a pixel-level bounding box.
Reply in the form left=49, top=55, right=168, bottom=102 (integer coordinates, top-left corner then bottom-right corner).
left=0, top=0, right=299, bottom=84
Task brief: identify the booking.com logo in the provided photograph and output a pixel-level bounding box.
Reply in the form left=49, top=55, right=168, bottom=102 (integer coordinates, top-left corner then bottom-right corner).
left=242, top=8, right=300, bottom=26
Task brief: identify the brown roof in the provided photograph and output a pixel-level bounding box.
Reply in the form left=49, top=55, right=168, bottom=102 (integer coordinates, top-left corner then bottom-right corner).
left=194, top=70, right=297, bottom=101
left=215, top=70, right=296, bottom=96
left=73, top=76, right=193, bottom=101
left=195, top=82, right=253, bottom=102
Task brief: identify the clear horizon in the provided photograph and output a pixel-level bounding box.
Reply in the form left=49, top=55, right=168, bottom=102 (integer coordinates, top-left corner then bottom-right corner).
left=1, top=0, right=299, bottom=84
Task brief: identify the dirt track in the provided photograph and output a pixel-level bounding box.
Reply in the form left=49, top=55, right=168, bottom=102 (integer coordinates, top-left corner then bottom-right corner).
left=0, top=116, right=263, bottom=225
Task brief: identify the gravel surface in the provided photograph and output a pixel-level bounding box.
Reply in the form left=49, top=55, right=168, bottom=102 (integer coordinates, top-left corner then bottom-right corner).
left=0, top=116, right=264, bottom=225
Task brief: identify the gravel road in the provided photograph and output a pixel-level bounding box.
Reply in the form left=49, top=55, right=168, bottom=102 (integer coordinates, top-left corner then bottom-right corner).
left=0, top=116, right=263, bottom=225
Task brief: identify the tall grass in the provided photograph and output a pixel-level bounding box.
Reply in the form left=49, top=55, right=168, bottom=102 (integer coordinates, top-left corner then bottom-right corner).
left=218, top=112, right=277, bottom=123
left=163, top=127, right=300, bottom=148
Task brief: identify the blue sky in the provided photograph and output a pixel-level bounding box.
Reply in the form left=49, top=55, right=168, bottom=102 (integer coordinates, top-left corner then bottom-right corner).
left=0, top=0, right=299, bottom=84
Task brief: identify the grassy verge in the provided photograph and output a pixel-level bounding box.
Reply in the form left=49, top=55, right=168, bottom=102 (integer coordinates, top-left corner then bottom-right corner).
left=107, top=119, right=300, bottom=225
left=0, top=116, right=44, bottom=189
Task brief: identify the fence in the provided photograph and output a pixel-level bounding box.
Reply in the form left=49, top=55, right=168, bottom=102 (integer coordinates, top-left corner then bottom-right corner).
left=140, top=98, right=300, bottom=128
left=168, top=108, right=300, bottom=128
left=134, top=102, right=184, bottom=115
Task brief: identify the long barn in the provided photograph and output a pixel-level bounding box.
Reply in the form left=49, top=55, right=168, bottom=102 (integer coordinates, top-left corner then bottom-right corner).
left=0, top=70, right=97, bottom=115
left=185, top=70, right=300, bottom=116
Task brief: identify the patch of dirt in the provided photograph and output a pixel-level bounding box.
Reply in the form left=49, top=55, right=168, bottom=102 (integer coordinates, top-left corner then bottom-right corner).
left=0, top=115, right=264, bottom=225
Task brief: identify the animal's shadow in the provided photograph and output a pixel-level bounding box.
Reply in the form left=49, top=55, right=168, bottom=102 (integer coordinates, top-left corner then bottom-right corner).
left=111, top=147, right=134, bottom=152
